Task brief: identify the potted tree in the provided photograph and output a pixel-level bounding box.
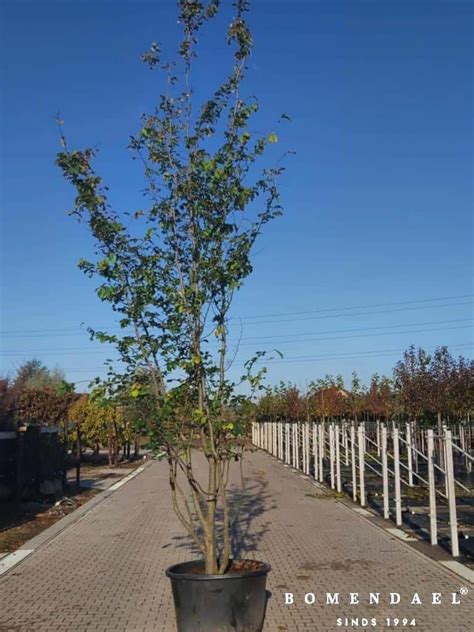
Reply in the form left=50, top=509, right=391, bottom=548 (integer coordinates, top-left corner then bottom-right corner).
left=57, top=1, right=286, bottom=629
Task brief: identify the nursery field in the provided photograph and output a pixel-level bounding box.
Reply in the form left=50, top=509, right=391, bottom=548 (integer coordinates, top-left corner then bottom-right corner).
left=252, top=419, right=474, bottom=567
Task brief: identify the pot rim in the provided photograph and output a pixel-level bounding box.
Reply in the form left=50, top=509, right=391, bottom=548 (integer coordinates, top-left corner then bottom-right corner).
left=165, top=558, right=271, bottom=581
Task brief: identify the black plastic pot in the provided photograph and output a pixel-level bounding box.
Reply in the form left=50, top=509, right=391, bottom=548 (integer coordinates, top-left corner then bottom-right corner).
left=166, top=559, right=271, bottom=632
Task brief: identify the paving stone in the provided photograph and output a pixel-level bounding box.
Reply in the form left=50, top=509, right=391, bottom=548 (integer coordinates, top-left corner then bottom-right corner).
left=0, top=451, right=473, bottom=630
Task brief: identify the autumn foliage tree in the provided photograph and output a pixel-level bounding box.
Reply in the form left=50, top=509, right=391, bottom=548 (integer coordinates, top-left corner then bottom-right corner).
left=255, top=346, right=472, bottom=425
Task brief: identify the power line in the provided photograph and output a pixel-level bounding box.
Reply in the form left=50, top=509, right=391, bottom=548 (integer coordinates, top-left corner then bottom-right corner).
left=8, top=342, right=471, bottom=373
left=225, top=317, right=474, bottom=344
left=233, top=342, right=474, bottom=366
left=2, top=317, right=472, bottom=355
left=228, top=293, right=474, bottom=321
left=1, top=294, right=472, bottom=336
left=228, top=301, right=473, bottom=327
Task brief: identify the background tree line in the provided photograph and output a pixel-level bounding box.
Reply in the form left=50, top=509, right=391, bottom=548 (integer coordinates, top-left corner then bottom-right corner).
left=0, top=359, right=155, bottom=464
left=255, top=345, right=473, bottom=424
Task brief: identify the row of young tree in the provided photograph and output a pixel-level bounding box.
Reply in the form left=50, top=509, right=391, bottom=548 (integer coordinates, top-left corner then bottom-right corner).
left=255, top=346, right=473, bottom=424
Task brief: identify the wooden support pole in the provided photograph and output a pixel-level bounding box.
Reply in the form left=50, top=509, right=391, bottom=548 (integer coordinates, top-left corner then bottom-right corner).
left=444, top=428, right=459, bottom=557
left=376, top=419, right=381, bottom=457
left=285, top=423, right=290, bottom=464
left=427, top=429, right=438, bottom=546
left=382, top=425, right=389, bottom=520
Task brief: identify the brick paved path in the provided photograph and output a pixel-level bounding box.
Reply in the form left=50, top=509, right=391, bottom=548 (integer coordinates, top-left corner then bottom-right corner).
left=1, top=450, right=472, bottom=631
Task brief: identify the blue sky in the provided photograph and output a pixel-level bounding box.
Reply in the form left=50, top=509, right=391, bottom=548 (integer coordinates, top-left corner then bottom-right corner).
left=1, top=0, right=472, bottom=391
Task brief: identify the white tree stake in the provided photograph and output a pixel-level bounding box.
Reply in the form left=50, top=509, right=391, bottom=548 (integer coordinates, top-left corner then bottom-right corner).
left=313, top=422, right=318, bottom=480
left=358, top=424, right=366, bottom=507
left=335, top=423, right=341, bottom=492
left=393, top=427, right=402, bottom=526
left=351, top=424, right=357, bottom=502
left=406, top=422, right=413, bottom=487
left=427, top=429, right=438, bottom=546
left=382, top=424, right=389, bottom=520
left=445, top=428, right=459, bottom=557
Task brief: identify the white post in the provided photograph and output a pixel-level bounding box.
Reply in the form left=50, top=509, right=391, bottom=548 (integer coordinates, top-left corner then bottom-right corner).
left=427, top=429, right=438, bottom=546
left=445, top=429, right=459, bottom=557
left=329, top=424, right=335, bottom=489
left=467, top=420, right=472, bottom=474
left=413, top=422, right=419, bottom=473
left=376, top=419, right=381, bottom=457
left=321, top=419, right=326, bottom=458
left=306, top=421, right=311, bottom=476
left=382, top=424, right=389, bottom=520
left=343, top=421, right=349, bottom=466
left=393, top=427, right=402, bottom=526
left=313, top=422, right=318, bottom=480
left=460, top=424, right=469, bottom=472
left=358, top=424, right=365, bottom=506
left=292, top=424, right=297, bottom=468
left=296, top=423, right=300, bottom=470
left=305, top=422, right=310, bottom=475
left=318, top=422, right=324, bottom=483
left=351, top=424, right=357, bottom=502
left=335, top=424, right=341, bottom=492
left=406, top=422, right=414, bottom=487
left=443, top=427, right=449, bottom=498
left=301, top=423, right=306, bottom=472
left=285, top=423, right=290, bottom=464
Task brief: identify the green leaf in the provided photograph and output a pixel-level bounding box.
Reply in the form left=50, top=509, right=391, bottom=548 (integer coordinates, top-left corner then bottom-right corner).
left=268, top=132, right=278, bottom=144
